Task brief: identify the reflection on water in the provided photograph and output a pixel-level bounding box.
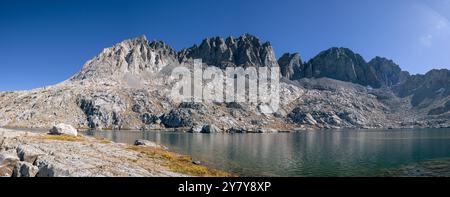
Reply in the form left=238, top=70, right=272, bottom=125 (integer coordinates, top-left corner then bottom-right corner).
left=83, top=128, right=450, bottom=176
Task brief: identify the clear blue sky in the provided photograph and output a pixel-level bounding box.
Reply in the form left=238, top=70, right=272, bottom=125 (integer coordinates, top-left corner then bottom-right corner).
left=1, top=0, right=449, bottom=91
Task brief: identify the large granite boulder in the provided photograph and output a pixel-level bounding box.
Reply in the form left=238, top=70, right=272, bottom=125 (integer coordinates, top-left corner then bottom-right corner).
left=0, top=150, right=19, bottom=177
left=17, top=161, right=39, bottom=177
left=17, top=145, right=44, bottom=164
left=49, top=123, right=78, bottom=136
left=189, top=125, right=203, bottom=133
left=201, top=124, right=221, bottom=133
left=134, top=139, right=167, bottom=149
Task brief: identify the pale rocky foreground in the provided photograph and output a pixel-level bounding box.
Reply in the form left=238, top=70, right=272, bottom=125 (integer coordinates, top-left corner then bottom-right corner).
left=0, top=128, right=192, bottom=177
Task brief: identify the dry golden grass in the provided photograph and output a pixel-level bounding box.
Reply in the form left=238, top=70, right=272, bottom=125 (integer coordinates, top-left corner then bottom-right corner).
left=38, top=134, right=84, bottom=142
left=92, top=136, right=111, bottom=144
left=36, top=133, right=111, bottom=144
left=98, top=139, right=111, bottom=144
left=128, top=146, right=231, bottom=177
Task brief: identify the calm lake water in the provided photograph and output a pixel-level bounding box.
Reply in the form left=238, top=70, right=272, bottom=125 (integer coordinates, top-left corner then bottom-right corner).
left=81, top=128, right=450, bottom=177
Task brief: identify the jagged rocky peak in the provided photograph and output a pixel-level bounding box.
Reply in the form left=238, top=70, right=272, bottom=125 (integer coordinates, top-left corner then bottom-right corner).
left=178, top=33, right=278, bottom=69
left=149, top=40, right=177, bottom=56
left=304, top=47, right=380, bottom=88
left=281, top=48, right=411, bottom=89
left=368, top=56, right=410, bottom=87
left=71, top=35, right=179, bottom=81
left=278, top=53, right=304, bottom=80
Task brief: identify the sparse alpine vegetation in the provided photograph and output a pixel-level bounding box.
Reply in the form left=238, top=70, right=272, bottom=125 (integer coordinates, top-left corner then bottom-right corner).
left=0, top=128, right=227, bottom=177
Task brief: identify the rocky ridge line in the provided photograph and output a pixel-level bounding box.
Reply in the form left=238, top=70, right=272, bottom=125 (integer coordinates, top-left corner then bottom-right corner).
left=0, top=34, right=449, bottom=130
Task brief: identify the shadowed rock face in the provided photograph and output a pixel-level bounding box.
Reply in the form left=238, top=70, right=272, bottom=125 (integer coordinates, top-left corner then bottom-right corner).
left=278, top=53, right=304, bottom=80
left=303, top=47, right=380, bottom=88
left=368, top=57, right=410, bottom=87
left=428, top=101, right=450, bottom=115
left=394, top=69, right=450, bottom=107
left=160, top=109, right=194, bottom=128
left=178, top=34, right=278, bottom=69
left=279, top=48, right=411, bottom=89
left=76, top=92, right=127, bottom=129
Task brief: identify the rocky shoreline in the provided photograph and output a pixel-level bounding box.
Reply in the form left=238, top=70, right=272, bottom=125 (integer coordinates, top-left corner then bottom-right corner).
left=0, top=128, right=230, bottom=177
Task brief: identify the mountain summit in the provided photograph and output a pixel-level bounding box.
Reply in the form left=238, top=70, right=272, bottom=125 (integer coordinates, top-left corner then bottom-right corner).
left=179, top=34, right=278, bottom=68
left=0, top=34, right=449, bottom=130
left=278, top=47, right=412, bottom=89
left=72, top=35, right=179, bottom=81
